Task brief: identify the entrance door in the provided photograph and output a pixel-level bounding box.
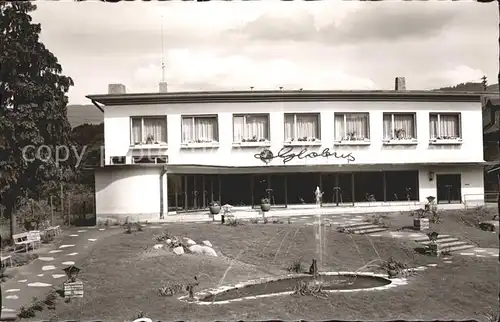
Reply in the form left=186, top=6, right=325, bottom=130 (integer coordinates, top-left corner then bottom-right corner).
left=436, top=174, right=462, bottom=204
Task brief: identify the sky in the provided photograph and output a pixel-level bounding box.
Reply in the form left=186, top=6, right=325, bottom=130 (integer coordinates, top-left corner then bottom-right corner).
left=31, top=1, right=498, bottom=105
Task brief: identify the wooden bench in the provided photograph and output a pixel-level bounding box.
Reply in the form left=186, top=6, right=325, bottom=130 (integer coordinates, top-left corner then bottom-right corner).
left=1, top=254, right=13, bottom=267
left=28, top=230, right=42, bottom=249
left=13, top=232, right=35, bottom=252
left=42, top=220, right=61, bottom=236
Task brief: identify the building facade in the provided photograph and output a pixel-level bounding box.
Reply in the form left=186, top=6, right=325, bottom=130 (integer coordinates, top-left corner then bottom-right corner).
left=88, top=85, right=486, bottom=222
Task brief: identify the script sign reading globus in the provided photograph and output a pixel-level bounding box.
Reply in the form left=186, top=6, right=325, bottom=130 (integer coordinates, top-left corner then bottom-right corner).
left=254, top=147, right=355, bottom=165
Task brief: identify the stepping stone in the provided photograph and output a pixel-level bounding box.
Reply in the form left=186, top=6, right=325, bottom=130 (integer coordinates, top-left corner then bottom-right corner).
left=28, top=282, right=52, bottom=287
left=37, top=274, right=44, bottom=277
left=49, top=250, right=63, bottom=254
left=5, top=289, right=20, bottom=293
left=38, top=257, right=54, bottom=262
left=99, top=228, right=105, bottom=231
left=59, top=244, right=75, bottom=249
left=413, top=266, right=427, bottom=271
left=149, top=226, right=161, bottom=229
left=88, top=238, right=97, bottom=242
left=426, top=263, right=438, bottom=267
left=69, top=234, right=79, bottom=237
left=42, top=265, right=56, bottom=271
left=67, top=252, right=78, bottom=256
left=443, top=257, right=452, bottom=260
left=77, top=230, right=87, bottom=232
left=474, top=249, right=487, bottom=252
left=62, top=261, right=75, bottom=265
left=52, top=274, right=66, bottom=279
left=5, top=295, right=18, bottom=300
left=18, top=279, right=27, bottom=283
left=444, top=260, right=453, bottom=264
left=2, top=308, right=15, bottom=312
left=476, top=254, right=487, bottom=257
left=369, top=234, right=382, bottom=237
left=459, top=252, right=475, bottom=256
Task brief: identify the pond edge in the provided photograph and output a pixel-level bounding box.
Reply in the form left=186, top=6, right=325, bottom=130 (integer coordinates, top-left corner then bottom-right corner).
left=178, top=271, right=410, bottom=305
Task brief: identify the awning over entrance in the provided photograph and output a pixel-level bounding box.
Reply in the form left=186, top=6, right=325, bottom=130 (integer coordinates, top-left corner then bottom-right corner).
left=164, top=162, right=485, bottom=174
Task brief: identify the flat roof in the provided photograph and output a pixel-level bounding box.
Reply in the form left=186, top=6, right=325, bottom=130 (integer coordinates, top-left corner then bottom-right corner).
left=86, top=90, right=486, bottom=106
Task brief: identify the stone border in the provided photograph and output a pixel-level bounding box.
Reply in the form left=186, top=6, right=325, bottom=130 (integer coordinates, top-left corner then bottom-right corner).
left=178, top=271, right=409, bottom=305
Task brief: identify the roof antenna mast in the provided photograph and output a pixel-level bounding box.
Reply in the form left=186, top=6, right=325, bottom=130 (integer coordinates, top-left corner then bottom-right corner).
left=161, top=15, right=165, bottom=83
left=159, top=15, right=168, bottom=93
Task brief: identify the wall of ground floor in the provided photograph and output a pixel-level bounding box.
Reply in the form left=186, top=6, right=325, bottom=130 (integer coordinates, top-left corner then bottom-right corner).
left=94, top=165, right=485, bottom=222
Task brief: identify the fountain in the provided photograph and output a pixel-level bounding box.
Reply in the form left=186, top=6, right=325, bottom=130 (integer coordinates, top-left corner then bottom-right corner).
left=314, top=186, right=324, bottom=272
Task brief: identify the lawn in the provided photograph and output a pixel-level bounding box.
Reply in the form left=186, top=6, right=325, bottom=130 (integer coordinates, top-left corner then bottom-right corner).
left=26, top=221, right=499, bottom=321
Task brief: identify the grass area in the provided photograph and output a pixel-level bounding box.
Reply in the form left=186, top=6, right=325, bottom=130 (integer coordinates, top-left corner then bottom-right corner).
left=27, top=222, right=498, bottom=321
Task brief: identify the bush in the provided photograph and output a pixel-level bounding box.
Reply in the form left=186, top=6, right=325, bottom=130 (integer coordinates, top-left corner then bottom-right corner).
left=15, top=197, right=51, bottom=231
left=287, top=258, right=304, bottom=273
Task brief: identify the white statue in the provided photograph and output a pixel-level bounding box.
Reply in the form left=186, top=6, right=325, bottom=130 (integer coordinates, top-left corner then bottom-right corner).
left=314, top=186, right=323, bottom=204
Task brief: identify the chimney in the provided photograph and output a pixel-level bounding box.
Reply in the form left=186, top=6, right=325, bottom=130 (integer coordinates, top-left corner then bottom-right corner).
left=159, top=81, right=168, bottom=93
left=394, top=77, right=406, bottom=91
left=108, top=84, right=126, bottom=94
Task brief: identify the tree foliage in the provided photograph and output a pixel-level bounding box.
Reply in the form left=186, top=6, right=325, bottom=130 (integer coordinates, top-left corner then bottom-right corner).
left=0, top=2, right=74, bottom=234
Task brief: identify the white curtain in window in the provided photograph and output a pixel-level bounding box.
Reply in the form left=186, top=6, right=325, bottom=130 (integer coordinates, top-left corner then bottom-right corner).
left=182, top=117, right=193, bottom=142
left=131, top=118, right=142, bottom=143
left=440, top=115, right=459, bottom=138
left=284, top=114, right=295, bottom=141
left=143, top=118, right=167, bottom=143
left=245, top=115, right=268, bottom=140
left=345, top=114, right=369, bottom=139
left=393, top=114, right=415, bottom=138
left=334, top=115, right=345, bottom=140
left=429, top=114, right=438, bottom=139
left=194, top=117, right=218, bottom=142
left=233, top=116, right=245, bottom=142
left=382, top=114, right=392, bottom=139
left=296, top=114, right=318, bottom=138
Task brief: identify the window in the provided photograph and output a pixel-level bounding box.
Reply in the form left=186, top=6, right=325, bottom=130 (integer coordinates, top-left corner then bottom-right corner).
left=383, top=113, right=417, bottom=140
left=334, top=113, right=370, bottom=141
left=429, top=113, right=461, bottom=140
left=181, top=115, right=219, bottom=143
left=233, top=114, right=270, bottom=142
left=284, top=113, right=320, bottom=142
left=131, top=116, right=167, bottom=145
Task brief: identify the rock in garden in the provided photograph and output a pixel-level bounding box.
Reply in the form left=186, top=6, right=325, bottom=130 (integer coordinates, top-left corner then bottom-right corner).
left=166, top=238, right=172, bottom=244
left=202, top=240, right=212, bottom=247
left=183, top=237, right=196, bottom=246
left=172, top=246, right=184, bottom=255
left=153, top=244, right=164, bottom=250
left=188, top=245, right=217, bottom=257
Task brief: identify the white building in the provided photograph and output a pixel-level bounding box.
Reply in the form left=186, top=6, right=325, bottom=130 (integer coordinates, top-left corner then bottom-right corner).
left=87, top=79, right=486, bottom=222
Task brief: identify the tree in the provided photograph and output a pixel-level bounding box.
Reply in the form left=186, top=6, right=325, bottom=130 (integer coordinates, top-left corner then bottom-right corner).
left=0, top=2, right=74, bottom=238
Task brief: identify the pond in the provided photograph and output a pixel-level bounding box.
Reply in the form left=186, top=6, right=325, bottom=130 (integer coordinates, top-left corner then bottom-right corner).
left=199, top=273, right=392, bottom=303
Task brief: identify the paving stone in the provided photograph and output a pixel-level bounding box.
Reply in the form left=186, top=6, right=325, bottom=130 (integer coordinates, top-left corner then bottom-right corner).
left=42, top=265, right=57, bottom=271
left=67, top=252, right=78, bottom=256
left=27, top=282, right=52, bottom=287
left=62, top=261, right=75, bottom=265
left=59, top=244, right=75, bottom=249
left=38, top=257, right=55, bottom=261
left=5, top=289, right=20, bottom=293
left=88, top=238, right=97, bottom=242
left=49, top=250, right=63, bottom=254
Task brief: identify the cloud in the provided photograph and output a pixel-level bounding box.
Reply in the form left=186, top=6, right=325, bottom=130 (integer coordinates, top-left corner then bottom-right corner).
left=28, top=1, right=498, bottom=104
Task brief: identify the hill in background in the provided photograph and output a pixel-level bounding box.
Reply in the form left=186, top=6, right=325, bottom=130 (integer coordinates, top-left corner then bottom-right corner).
left=434, top=82, right=499, bottom=93
left=67, top=104, right=103, bottom=127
